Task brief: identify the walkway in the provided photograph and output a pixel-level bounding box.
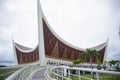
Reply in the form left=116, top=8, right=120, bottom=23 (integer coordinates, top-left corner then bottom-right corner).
left=29, top=68, right=47, bottom=80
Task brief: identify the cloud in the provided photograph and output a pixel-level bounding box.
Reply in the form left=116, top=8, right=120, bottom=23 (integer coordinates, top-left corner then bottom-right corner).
left=5, top=0, right=38, bottom=47
left=0, top=0, right=39, bottom=65
left=107, top=39, right=120, bottom=61
left=0, top=0, right=13, bottom=63
left=40, top=0, right=115, bottom=47
left=41, top=0, right=120, bottom=61
left=0, top=0, right=120, bottom=64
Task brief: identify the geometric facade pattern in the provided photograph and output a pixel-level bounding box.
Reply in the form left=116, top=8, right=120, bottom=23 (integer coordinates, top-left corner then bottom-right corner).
left=43, top=18, right=106, bottom=63
left=15, top=44, right=39, bottom=64
left=13, top=16, right=107, bottom=64
left=13, top=0, right=107, bottom=65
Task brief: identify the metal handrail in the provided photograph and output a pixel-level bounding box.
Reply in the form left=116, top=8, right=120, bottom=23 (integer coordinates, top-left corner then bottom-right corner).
left=6, top=64, right=40, bottom=80
left=51, top=65, right=120, bottom=80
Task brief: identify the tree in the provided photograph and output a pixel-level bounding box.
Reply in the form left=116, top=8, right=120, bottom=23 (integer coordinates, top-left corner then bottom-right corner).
left=108, top=60, right=117, bottom=67
left=95, top=51, right=102, bottom=70
left=73, top=60, right=80, bottom=65
left=72, top=59, right=84, bottom=66
left=82, top=49, right=99, bottom=69
left=108, top=60, right=120, bottom=71
left=102, top=61, right=107, bottom=70
left=115, top=60, right=120, bottom=71
left=82, top=49, right=100, bottom=79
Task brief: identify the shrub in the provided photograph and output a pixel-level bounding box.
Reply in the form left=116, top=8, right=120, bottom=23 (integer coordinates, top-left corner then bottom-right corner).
left=97, top=64, right=102, bottom=70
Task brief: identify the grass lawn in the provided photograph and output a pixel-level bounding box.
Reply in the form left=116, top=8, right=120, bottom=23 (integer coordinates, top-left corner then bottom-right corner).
left=70, top=73, right=120, bottom=80
left=0, top=67, right=21, bottom=80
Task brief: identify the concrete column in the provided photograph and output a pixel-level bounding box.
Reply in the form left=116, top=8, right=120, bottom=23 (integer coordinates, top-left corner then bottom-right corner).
left=57, top=68, right=59, bottom=79
left=83, top=71, right=85, bottom=74
left=96, top=72, right=100, bottom=80
left=53, top=69, right=56, bottom=79
left=78, top=70, right=81, bottom=80
left=64, top=68, right=67, bottom=76
left=68, top=69, right=71, bottom=80
left=62, top=68, right=64, bottom=80
left=76, top=70, right=78, bottom=74
left=37, top=0, right=46, bottom=66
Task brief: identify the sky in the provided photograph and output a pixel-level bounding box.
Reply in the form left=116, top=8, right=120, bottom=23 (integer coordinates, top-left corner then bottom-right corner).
left=0, top=0, right=120, bottom=65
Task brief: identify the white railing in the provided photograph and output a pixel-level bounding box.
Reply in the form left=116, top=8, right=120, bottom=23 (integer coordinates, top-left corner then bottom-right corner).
left=44, top=66, right=54, bottom=80
left=47, top=66, right=68, bottom=80
left=6, top=64, right=40, bottom=80
left=44, top=66, right=58, bottom=80
left=51, top=65, right=120, bottom=80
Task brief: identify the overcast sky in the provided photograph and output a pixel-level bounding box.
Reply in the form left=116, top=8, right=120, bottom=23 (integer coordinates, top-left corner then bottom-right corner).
left=0, top=0, right=120, bottom=65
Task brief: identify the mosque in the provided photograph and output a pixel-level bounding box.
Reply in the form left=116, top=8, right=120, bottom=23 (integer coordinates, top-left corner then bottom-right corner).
left=12, top=0, right=108, bottom=66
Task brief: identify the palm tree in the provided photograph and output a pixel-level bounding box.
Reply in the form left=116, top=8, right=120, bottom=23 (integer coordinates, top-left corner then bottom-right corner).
left=115, top=60, right=120, bottom=71
left=82, top=49, right=99, bottom=69
left=108, top=60, right=117, bottom=67
left=108, top=60, right=120, bottom=71
left=82, top=49, right=100, bottom=79
left=94, top=50, right=102, bottom=70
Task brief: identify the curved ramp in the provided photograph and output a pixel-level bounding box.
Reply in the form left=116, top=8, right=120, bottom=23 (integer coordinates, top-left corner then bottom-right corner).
left=29, top=68, right=47, bottom=80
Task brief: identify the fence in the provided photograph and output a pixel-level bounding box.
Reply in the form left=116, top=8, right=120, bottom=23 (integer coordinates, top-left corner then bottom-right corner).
left=6, top=64, right=40, bottom=80
left=51, top=65, right=120, bottom=80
